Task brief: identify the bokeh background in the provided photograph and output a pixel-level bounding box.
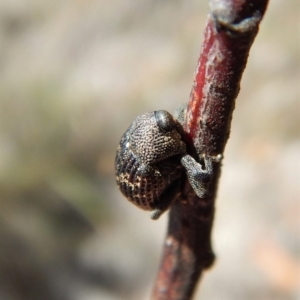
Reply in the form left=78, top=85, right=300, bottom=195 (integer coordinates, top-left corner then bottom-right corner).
left=0, top=0, right=299, bottom=299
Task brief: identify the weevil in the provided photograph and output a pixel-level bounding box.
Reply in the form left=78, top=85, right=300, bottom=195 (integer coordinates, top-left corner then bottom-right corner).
left=115, top=107, right=215, bottom=219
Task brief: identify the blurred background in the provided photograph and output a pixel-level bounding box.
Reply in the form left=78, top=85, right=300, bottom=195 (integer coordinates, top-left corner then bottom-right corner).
left=0, top=0, right=299, bottom=299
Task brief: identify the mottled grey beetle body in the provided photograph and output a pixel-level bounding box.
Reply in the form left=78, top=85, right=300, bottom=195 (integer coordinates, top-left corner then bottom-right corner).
left=115, top=111, right=186, bottom=215
left=115, top=108, right=215, bottom=219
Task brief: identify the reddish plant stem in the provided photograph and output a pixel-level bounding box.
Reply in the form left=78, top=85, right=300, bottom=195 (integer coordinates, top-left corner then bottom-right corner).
left=151, top=1, right=269, bottom=300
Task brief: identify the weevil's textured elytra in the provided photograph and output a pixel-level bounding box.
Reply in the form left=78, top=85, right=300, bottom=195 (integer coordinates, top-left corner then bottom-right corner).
left=115, top=109, right=214, bottom=220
